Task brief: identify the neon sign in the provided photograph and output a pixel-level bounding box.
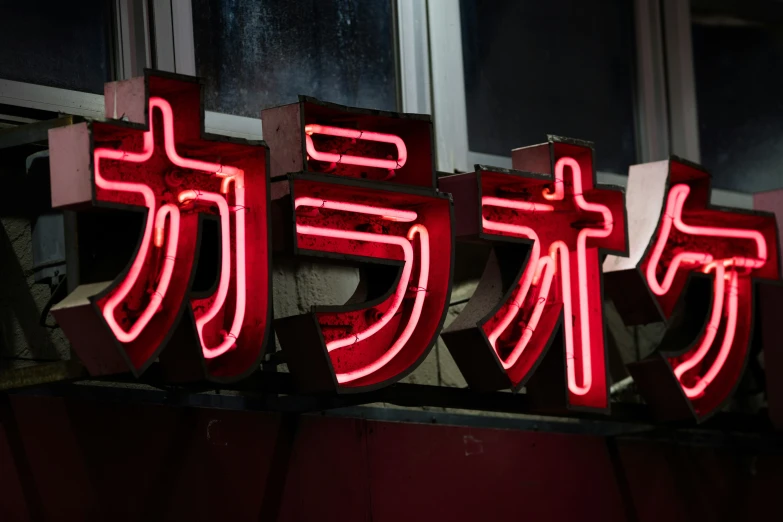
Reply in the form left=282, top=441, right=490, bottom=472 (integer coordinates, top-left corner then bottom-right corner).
left=441, top=138, right=627, bottom=412
left=263, top=98, right=453, bottom=392
left=38, top=71, right=783, bottom=425
left=48, top=71, right=271, bottom=382
left=604, top=158, right=780, bottom=421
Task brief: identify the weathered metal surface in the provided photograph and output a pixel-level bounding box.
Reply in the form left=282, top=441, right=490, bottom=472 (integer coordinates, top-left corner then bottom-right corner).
left=0, top=360, right=84, bottom=391
left=2, top=392, right=782, bottom=520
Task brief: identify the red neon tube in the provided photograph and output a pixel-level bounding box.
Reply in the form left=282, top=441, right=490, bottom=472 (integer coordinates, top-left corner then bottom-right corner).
left=646, top=183, right=766, bottom=296
left=481, top=197, right=554, bottom=213
left=672, top=262, right=726, bottom=394
left=296, top=222, right=414, bottom=353
left=218, top=174, right=248, bottom=360
left=105, top=202, right=180, bottom=343
left=480, top=158, right=613, bottom=395
left=506, top=256, right=555, bottom=369
left=294, top=197, right=417, bottom=222
left=335, top=224, right=430, bottom=384
left=304, top=124, right=407, bottom=170
left=549, top=240, right=585, bottom=393
left=178, top=189, right=245, bottom=359
left=542, top=165, right=565, bottom=201
left=294, top=198, right=432, bottom=384
left=481, top=200, right=557, bottom=370
left=481, top=203, right=546, bottom=350
left=482, top=215, right=548, bottom=368
left=295, top=198, right=416, bottom=354
left=645, top=183, right=767, bottom=397
left=554, top=158, right=614, bottom=395
left=679, top=270, right=739, bottom=398
left=94, top=97, right=246, bottom=358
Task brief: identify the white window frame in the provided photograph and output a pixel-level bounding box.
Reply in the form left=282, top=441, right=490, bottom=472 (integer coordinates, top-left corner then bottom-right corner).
left=145, top=0, right=263, bottom=139
left=152, top=0, right=430, bottom=141
left=427, top=0, right=669, bottom=173
left=426, top=0, right=749, bottom=209
left=0, top=0, right=258, bottom=140
left=661, top=0, right=701, bottom=164
left=0, top=0, right=747, bottom=209
left=0, top=1, right=148, bottom=119
left=0, top=0, right=431, bottom=141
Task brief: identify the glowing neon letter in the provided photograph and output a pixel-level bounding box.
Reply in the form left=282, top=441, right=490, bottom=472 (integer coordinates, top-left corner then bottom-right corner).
left=605, top=158, right=780, bottom=421
left=441, top=138, right=627, bottom=413
left=48, top=72, right=271, bottom=381
left=266, top=96, right=451, bottom=393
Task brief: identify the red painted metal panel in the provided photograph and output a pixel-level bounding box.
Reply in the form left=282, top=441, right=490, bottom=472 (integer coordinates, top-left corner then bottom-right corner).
left=277, top=416, right=371, bottom=522
left=5, top=396, right=281, bottom=522
left=6, top=396, right=92, bottom=521
left=365, top=420, right=627, bottom=522
left=618, top=440, right=783, bottom=522
left=147, top=408, right=280, bottom=522
left=3, top=396, right=783, bottom=521
left=0, top=404, right=32, bottom=522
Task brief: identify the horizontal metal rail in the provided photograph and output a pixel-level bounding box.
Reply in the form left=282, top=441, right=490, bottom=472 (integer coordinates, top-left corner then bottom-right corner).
left=5, top=370, right=781, bottom=453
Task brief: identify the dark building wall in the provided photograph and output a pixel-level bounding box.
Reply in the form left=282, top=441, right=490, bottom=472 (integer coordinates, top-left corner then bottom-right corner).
left=1, top=394, right=781, bottom=522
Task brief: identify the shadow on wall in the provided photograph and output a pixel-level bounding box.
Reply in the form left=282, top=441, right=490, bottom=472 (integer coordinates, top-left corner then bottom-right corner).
left=0, top=218, right=66, bottom=367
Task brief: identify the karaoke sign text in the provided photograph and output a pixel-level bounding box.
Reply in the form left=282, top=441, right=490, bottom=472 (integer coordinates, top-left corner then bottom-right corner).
left=46, top=71, right=782, bottom=423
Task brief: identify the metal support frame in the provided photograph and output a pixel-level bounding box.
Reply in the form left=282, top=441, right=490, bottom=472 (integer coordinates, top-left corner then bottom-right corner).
left=6, top=371, right=782, bottom=453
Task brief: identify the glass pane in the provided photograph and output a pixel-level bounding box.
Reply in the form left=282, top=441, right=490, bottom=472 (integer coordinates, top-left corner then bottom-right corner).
left=192, top=0, right=398, bottom=117
left=691, top=2, right=783, bottom=193
left=0, top=1, right=113, bottom=94
left=460, top=0, right=637, bottom=174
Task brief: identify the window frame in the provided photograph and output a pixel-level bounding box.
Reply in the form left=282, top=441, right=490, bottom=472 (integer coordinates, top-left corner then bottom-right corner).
left=0, top=0, right=147, bottom=119
left=0, top=0, right=749, bottom=208
left=155, top=0, right=427, bottom=140
left=0, top=0, right=260, bottom=140
left=661, top=0, right=701, bottom=163
left=428, top=0, right=663, bottom=173
left=426, top=0, right=748, bottom=208
left=147, top=0, right=263, bottom=139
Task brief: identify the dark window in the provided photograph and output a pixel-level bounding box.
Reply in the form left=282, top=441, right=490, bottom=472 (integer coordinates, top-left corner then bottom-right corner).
left=460, top=0, right=637, bottom=174
left=691, top=2, right=783, bottom=192
left=192, top=0, right=398, bottom=117
left=0, top=1, right=113, bottom=94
